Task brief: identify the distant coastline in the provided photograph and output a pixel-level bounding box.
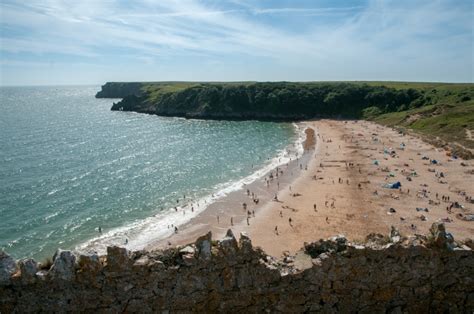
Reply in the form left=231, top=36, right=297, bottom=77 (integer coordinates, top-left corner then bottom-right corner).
left=96, top=81, right=474, bottom=158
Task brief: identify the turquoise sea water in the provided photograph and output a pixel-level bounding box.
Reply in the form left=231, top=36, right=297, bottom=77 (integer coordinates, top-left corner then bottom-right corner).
left=0, top=86, right=298, bottom=261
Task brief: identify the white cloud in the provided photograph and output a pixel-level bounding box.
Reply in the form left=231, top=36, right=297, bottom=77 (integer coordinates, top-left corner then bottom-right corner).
left=0, top=0, right=472, bottom=84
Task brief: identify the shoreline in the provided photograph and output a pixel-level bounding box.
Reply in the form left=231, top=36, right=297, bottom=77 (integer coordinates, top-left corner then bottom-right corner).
left=143, top=123, right=314, bottom=251
left=76, top=119, right=473, bottom=259
left=148, top=119, right=473, bottom=257
left=75, top=122, right=307, bottom=256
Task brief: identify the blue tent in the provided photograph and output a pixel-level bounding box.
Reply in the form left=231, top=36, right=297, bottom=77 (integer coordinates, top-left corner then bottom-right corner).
left=383, top=181, right=401, bottom=189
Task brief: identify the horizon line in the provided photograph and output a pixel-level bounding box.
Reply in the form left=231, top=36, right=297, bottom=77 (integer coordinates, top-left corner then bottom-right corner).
left=2, top=79, right=473, bottom=88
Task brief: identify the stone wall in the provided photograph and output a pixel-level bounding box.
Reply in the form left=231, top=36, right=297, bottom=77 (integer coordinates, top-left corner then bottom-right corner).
left=1, top=223, right=473, bottom=313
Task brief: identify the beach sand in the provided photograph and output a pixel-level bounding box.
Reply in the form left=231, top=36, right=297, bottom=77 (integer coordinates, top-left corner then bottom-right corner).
left=148, top=120, right=474, bottom=257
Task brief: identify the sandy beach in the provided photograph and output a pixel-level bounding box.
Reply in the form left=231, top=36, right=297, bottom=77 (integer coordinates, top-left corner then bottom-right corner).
left=148, top=120, right=474, bottom=257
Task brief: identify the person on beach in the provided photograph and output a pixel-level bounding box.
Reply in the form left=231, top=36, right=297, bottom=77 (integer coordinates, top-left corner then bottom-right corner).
left=289, top=217, right=292, bottom=226
left=313, top=204, right=317, bottom=211
left=247, top=217, right=250, bottom=225
left=274, top=226, right=278, bottom=235
left=217, top=216, right=220, bottom=223
left=231, top=217, right=234, bottom=226
left=98, top=226, right=102, bottom=233
left=174, top=226, right=178, bottom=233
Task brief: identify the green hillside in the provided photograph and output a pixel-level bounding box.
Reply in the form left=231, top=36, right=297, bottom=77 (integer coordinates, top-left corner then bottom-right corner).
left=97, top=81, right=474, bottom=157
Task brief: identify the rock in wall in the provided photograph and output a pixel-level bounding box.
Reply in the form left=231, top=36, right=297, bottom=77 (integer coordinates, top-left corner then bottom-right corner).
left=0, top=223, right=473, bottom=313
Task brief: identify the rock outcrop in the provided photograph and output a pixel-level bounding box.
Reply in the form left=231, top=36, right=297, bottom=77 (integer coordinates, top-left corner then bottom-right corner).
left=95, top=82, right=144, bottom=98
left=0, top=223, right=473, bottom=313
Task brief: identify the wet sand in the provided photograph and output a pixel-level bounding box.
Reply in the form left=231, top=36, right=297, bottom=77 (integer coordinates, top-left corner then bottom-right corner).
left=148, top=120, right=474, bottom=257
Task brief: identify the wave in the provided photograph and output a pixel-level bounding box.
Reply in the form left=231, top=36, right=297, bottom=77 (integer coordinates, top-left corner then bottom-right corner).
left=74, top=123, right=306, bottom=255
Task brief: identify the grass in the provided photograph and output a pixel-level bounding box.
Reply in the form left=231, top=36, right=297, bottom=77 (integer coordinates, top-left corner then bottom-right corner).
left=371, top=89, right=474, bottom=151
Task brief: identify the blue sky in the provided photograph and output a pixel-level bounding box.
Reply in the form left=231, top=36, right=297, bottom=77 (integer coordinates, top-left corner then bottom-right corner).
left=0, top=0, right=472, bottom=85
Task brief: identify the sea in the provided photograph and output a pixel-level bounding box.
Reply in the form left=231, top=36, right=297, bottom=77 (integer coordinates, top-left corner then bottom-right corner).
left=0, top=86, right=302, bottom=261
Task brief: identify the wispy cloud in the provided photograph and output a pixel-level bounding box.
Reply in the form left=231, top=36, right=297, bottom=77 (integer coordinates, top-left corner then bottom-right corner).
left=0, top=0, right=472, bottom=85
left=252, top=6, right=364, bottom=15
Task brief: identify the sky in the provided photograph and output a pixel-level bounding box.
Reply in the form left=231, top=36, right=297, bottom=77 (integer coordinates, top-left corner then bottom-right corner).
left=0, top=0, right=473, bottom=86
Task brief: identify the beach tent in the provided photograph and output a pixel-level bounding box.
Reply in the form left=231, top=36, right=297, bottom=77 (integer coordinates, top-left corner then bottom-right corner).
left=383, top=181, right=401, bottom=189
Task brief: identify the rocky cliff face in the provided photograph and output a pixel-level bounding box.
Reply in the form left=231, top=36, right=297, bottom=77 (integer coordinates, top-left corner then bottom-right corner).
left=95, top=82, right=144, bottom=98
left=102, top=81, right=428, bottom=121
left=1, top=223, right=473, bottom=313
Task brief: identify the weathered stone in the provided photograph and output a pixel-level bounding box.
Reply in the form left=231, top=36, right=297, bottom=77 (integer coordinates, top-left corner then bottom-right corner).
left=78, top=253, right=101, bottom=272
left=218, top=229, right=238, bottom=255
left=50, top=249, right=76, bottom=280
left=0, top=251, right=17, bottom=285
left=106, top=246, right=130, bottom=271
left=181, top=254, right=196, bottom=266
left=19, top=258, right=37, bottom=284
left=239, top=232, right=253, bottom=254
left=464, top=238, right=474, bottom=250
left=390, top=226, right=401, bottom=243
left=132, top=255, right=149, bottom=267
left=35, top=270, right=48, bottom=281
left=365, top=233, right=389, bottom=247
left=195, top=231, right=212, bottom=260
left=179, top=245, right=195, bottom=255
left=304, top=235, right=347, bottom=257
left=0, top=228, right=472, bottom=313
left=429, top=222, right=454, bottom=250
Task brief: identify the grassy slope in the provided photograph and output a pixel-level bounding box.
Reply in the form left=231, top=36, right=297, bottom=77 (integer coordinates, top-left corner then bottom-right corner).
left=370, top=83, right=474, bottom=157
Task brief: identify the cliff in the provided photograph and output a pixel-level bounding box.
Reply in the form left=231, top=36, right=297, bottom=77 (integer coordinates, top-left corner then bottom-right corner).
left=95, top=82, right=145, bottom=98
left=1, top=223, right=473, bottom=313
left=102, top=82, right=426, bottom=120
